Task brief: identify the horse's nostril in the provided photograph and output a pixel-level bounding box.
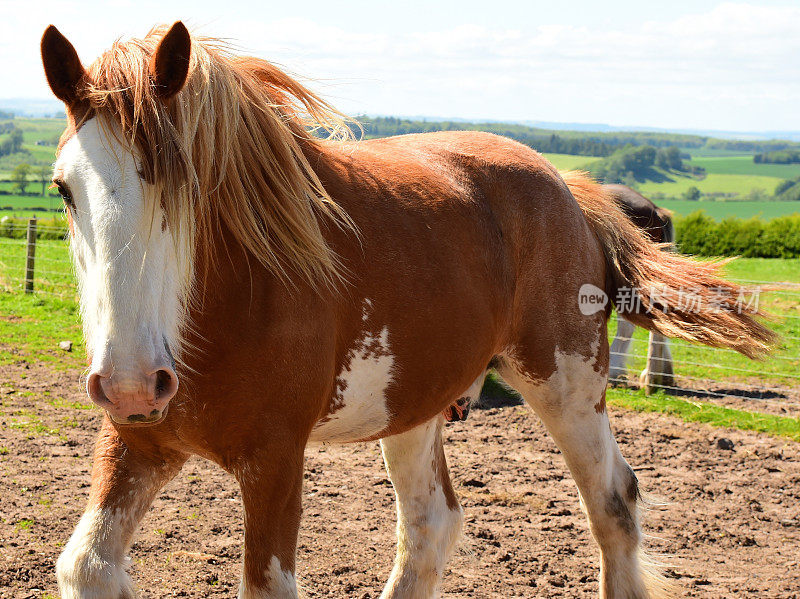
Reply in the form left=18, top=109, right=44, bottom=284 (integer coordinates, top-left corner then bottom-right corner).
left=87, top=372, right=112, bottom=407
left=154, top=368, right=178, bottom=401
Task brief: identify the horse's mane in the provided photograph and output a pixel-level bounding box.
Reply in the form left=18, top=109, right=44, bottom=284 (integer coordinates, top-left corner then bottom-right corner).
left=77, top=25, right=356, bottom=295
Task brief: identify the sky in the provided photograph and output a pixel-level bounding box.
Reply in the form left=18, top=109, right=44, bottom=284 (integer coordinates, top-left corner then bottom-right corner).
left=1, top=0, right=798, bottom=132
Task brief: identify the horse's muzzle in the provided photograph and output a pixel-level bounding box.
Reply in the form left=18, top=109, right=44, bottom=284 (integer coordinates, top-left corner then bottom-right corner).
left=87, top=366, right=178, bottom=426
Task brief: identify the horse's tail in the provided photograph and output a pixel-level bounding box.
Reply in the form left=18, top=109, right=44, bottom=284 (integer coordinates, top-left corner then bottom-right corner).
left=560, top=170, right=776, bottom=358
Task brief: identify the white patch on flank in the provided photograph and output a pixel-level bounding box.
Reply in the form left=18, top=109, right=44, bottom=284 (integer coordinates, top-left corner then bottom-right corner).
left=56, top=506, right=134, bottom=599
left=380, top=419, right=463, bottom=598
left=309, top=326, right=394, bottom=442
left=237, top=556, right=298, bottom=599
left=55, top=116, right=186, bottom=379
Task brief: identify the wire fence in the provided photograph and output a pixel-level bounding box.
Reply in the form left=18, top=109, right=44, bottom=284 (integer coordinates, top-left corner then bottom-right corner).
left=1, top=220, right=799, bottom=414
left=0, top=220, right=75, bottom=299
left=608, top=275, right=800, bottom=414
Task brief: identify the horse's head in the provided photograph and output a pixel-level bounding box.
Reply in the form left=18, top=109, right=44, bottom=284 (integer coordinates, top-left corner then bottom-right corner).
left=41, top=23, right=192, bottom=425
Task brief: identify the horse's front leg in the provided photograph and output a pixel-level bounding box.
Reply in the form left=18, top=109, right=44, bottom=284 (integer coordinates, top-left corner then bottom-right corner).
left=57, top=418, right=187, bottom=598
left=235, top=440, right=305, bottom=599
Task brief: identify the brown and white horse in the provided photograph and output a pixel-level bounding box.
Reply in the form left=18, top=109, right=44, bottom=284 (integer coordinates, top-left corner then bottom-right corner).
left=41, top=23, right=774, bottom=599
left=606, top=185, right=676, bottom=393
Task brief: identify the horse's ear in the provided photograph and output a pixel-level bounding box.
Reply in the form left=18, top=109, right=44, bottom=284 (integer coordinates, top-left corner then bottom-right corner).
left=41, top=25, right=86, bottom=104
left=150, top=21, right=191, bottom=100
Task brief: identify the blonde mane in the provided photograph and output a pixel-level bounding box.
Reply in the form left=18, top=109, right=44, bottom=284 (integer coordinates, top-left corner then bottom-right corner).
left=77, top=25, right=357, bottom=296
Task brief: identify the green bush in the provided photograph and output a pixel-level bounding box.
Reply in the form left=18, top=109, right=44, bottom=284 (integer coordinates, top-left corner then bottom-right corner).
left=676, top=212, right=800, bottom=258
left=0, top=216, right=68, bottom=240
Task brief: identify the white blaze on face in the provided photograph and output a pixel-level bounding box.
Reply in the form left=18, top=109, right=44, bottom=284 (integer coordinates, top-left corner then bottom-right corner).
left=310, top=318, right=395, bottom=442
left=55, top=117, right=184, bottom=376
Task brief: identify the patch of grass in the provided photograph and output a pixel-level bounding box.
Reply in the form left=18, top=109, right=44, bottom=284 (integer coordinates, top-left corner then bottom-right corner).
left=0, top=236, right=82, bottom=367
left=47, top=395, right=93, bottom=410
left=607, top=388, right=800, bottom=442
left=15, top=518, right=35, bottom=531
left=7, top=410, right=60, bottom=438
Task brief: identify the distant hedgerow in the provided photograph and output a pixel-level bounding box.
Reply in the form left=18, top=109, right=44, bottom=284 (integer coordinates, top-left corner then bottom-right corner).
left=676, top=212, right=800, bottom=258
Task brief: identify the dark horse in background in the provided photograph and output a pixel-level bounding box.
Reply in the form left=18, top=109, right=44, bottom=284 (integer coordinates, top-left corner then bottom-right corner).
left=606, top=185, right=676, bottom=393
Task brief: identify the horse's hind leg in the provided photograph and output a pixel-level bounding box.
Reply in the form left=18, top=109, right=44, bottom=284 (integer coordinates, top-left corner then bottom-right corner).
left=609, top=317, right=636, bottom=385
left=498, top=341, right=663, bottom=599
left=57, top=419, right=186, bottom=598
left=379, top=418, right=463, bottom=599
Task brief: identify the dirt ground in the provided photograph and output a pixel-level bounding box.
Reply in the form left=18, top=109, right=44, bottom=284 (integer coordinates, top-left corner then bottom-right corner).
left=1, top=362, right=799, bottom=598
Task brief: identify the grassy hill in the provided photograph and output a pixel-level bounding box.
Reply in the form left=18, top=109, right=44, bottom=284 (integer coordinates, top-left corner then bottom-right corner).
left=0, top=118, right=63, bottom=178
left=545, top=151, right=800, bottom=202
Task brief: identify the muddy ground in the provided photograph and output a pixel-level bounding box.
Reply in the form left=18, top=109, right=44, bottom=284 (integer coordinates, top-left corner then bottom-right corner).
left=1, top=362, right=799, bottom=598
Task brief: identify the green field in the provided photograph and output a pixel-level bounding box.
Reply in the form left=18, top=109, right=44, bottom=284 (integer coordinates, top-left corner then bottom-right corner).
left=689, top=155, right=800, bottom=179
left=0, top=237, right=80, bottom=367
left=638, top=172, right=780, bottom=196
left=658, top=199, right=800, bottom=220
left=606, top=256, right=799, bottom=440
left=542, top=153, right=601, bottom=170
left=635, top=154, right=800, bottom=200
left=0, top=192, right=62, bottom=214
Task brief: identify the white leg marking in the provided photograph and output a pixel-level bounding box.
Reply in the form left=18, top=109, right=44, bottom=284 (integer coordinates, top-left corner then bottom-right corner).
left=500, top=348, right=654, bottom=599
left=609, top=318, right=636, bottom=383
left=238, top=556, right=298, bottom=599
left=310, top=325, right=395, bottom=442
left=57, top=507, right=135, bottom=599
left=380, top=419, right=462, bottom=599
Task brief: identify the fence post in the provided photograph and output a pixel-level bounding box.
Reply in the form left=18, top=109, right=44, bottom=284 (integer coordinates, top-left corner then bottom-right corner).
left=24, top=217, right=36, bottom=294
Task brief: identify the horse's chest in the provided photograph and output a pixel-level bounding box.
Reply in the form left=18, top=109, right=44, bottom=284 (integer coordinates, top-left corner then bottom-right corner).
left=308, top=326, right=394, bottom=442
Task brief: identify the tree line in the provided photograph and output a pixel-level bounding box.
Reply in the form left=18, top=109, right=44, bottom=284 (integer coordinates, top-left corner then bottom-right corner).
left=2, top=162, right=53, bottom=195
left=585, top=145, right=705, bottom=186
left=0, top=127, right=24, bottom=157
left=754, top=150, right=800, bottom=164
left=354, top=116, right=800, bottom=157
left=354, top=117, right=615, bottom=156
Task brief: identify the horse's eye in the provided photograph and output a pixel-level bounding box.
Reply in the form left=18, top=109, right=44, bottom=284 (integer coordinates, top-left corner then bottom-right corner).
left=55, top=181, right=74, bottom=209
